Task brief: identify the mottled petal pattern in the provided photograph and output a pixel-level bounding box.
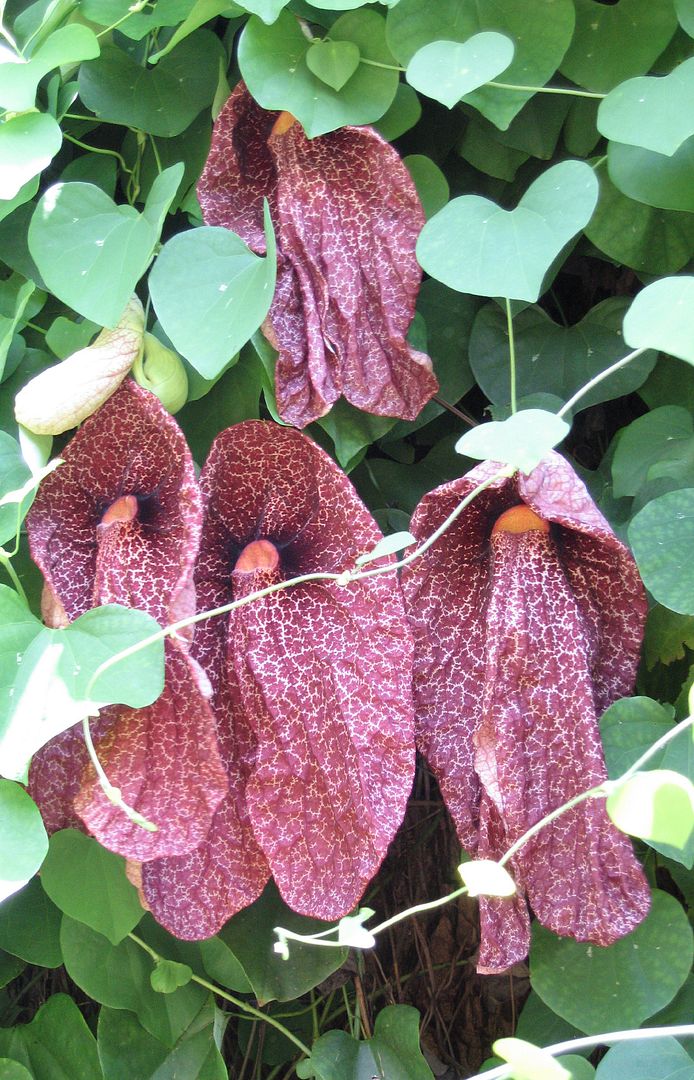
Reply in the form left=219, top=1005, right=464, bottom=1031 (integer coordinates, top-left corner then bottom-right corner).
left=198, top=83, right=438, bottom=428
left=401, top=452, right=650, bottom=973
left=27, top=380, right=227, bottom=861
left=143, top=421, right=415, bottom=936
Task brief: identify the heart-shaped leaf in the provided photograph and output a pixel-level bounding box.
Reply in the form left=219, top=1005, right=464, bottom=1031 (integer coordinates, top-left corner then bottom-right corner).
left=607, top=770, right=694, bottom=852
left=386, top=0, right=575, bottom=130
left=150, top=959, right=193, bottom=994
left=406, top=33, right=514, bottom=109
left=598, top=58, right=694, bottom=157
left=149, top=203, right=276, bottom=379
left=78, top=31, right=223, bottom=138
left=0, top=113, right=62, bottom=202
left=28, top=166, right=182, bottom=326
left=560, top=0, right=679, bottom=92
left=455, top=409, right=570, bottom=473
left=417, top=160, right=598, bottom=302
left=469, top=298, right=656, bottom=411
left=238, top=9, right=398, bottom=137
left=623, top=276, right=694, bottom=364
left=608, top=136, right=694, bottom=213
left=306, top=39, right=360, bottom=91
left=0, top=26, right=99, bottom=111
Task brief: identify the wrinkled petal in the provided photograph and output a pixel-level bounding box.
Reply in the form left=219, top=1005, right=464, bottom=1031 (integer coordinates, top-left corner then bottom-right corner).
left=143, top=421, right=415, bottom=935
left=198, top=83, right=437, bottom=428
left=401, top=452, right=650, bottom=972
left=15, top=296, right=144, bottom=435
left=27, top=380, right=227, bottom=862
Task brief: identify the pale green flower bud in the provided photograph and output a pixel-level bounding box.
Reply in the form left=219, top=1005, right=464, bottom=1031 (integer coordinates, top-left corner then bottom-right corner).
left=14, top=295, right=145, bottom=435
left=131, top=333, right=188, bottom=415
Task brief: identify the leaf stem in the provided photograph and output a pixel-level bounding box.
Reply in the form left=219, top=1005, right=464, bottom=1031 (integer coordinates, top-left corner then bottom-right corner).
left=127, top=933, right=312, bottom=1058
left=0, top=554, right=28, bottom=605
left=488, top=80, right=604, bottom=99
left=505, top=298, right=517, bottom=415
left=557, top=346, right=648, bottom=417
left=81, top=715, right=158, bottom=831
left=63, top=133, right=132, bottom=174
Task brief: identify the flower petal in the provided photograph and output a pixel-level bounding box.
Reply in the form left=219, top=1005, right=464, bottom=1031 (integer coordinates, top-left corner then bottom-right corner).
left=198, top=83, right=438, bottom=428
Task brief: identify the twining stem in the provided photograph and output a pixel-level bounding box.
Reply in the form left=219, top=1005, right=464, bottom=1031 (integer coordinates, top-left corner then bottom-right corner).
left=505, top=298, right=517, bottom=415
left=0, top=554, right=28, bottom=605
left=63, top=133, right=132, bottom=174
left=128, top=933, right=312, bottom=1058
left=81, top=716, right=158, bottom=831
left=557, top=347, right=648, bottom=418
left=474, top=1025, right=694, bottom=1080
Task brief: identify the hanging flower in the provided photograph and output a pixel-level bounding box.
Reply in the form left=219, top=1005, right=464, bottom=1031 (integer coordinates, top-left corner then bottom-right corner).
left=141, top=421, right=415, bottom=939
left=400, top=453, right=651, bottom=973
left=27, top=379, right=228, bottom=862
left=197, top=83, right=438, bottom=429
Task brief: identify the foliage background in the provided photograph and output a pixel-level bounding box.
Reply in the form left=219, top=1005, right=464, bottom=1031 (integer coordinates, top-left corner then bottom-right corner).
left=1, top=0, right=694, bottom=1076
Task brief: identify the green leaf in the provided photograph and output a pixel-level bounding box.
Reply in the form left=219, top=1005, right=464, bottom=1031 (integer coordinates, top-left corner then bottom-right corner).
left=0, top=433, right=31, bottom=544
left=0, top=995, right=103, bottom=1080
left=315, top=398, right=396, bottom=470
left=530, top=890, right=693, bottom=1034
left=585, top=164, right=694, bottom=275
left=458, top=859, right=516, bottom=897
left=406, top=33, right=514, bottom=109
left=386, top=0, right=575, bottom=130
left=608, top=137, right=694, bottom=213
left=515, top=992, right=584, bottom=1054
left=458, top=118, right=529, bottom=181
left=600, top=697, right=677, bottom=779
left=598, top=58, right=694, bottom=157
left=559, top=0, right=679, bottom=93
left=28, top=170, right=181, bottom=326
left=305, top=39, right=360, bottom=92
left=45, top=316, right=99, bottom=359
left=455, top=409, right=569, bottom=473
left=373, top=82, right=421, bottom=141
left=595, top=1037, right=694, bottom=1079
left=60, top=916, right=207, bottom=1047
left=0, top=113, right=62, bottom=202
left=469, top=298, right=656, bottom=412
left=78, top=32, right=223, bottom=137
left=149, top=206, right=276, bottom=379
left=0, top=878, right=62, bottom=967
left=493, top=1037, right=570, bottom=1080
left=297, top=1005, right=433, bottom=1080
left=0, top=951, right=25, bottom=989
left=0, top=1059, right=31, bottom=1079
left=0, top=25, right=99, bottom=111
left=219, top=881, right=348, bottom=1003
left=148, top=0, right=238, bottom=61
left=403, top=154, right=449, bottom=219
left=607, top=769, right=694, bottom=852
left=0, top=780, right=47, bottom=902
left=611, top=407, right=694, bottom=499
left=40, top=830, right=143, bottom=945
left=629, top=488, right=694, bottom=615
left=623, top=277, right=694, bottom=364
left=677, top=0, right=694, bottom=35
left=198, top=937, right=251, bottom=994
left=417, top=161, right=598, bottom=302
left=238, top=9, right=398, bottom=137
left=645, top=606, right=694, bottom=667
left=97, top=999, right=227, bottom=1080
left=150, top=959, right=193, bottom=994
left=237, top=0, right=288, bottom=20
left=0, top=604, right=164, bottom=782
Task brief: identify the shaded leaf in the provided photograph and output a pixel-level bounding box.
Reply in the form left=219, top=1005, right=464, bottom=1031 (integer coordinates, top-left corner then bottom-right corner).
left=629, top=489, right=694, bottom=615
left=0, top=995, right=103, bottom=1080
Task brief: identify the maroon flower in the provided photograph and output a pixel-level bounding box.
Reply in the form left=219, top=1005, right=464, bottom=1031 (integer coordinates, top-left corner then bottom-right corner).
left=141, top=421, right=415, bottom=938
left=401, top=453, right=651, bottom=973
left=198, top=83, right=438, bottom=429
left=27, top=379, right=228, bottom=861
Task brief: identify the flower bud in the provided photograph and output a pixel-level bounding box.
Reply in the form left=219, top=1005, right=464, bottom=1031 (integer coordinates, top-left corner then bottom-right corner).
left=132, top=333, right=188, bottom=415
left=14, top=295, right=145, bottom=435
